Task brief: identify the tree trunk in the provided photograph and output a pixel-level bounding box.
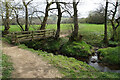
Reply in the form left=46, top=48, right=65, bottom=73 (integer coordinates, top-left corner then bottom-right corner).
left=14, top=9, right=24, bottom=31
left=103, top=0, right=108, bottom=45
left=16, top=14, right=24, bottom=31
left=25, top=5, right=29, bottom=31
left=3, top=2, right=10, bottom=35
left=55, top=2, right=61, bottom=39
left=111, top=26, right=117, bottom=41
left=69, top=0, right=79, bottom=41
left=40, top=4, right=49, bottom=30
left=110, top=0, right=119, bottom=41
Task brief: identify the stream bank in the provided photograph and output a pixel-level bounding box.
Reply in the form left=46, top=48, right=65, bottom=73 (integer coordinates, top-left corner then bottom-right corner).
left=21, top=38, right=120, bottom=73
left=88, top=49, right=120, bottom=73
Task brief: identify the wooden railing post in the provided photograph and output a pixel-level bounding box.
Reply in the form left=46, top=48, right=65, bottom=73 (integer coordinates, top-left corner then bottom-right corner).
left=43, top=30, right=46, bottom=37
left=14, top=33, right=18, bottom=44
left=11, top=32, right=14, bottom=43
left=31, top=31, right=34, bottom=41
left=53, top=29, right=55, bottom=37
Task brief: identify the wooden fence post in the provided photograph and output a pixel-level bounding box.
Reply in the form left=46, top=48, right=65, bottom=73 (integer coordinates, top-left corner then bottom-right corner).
left=14, top=33, right=18, bottom=44
left=31, top=31, right=34, bottom=41
left=11, top=32, right=14, bottom=43
left=43, top=30, right=46, bottom=37
left=53, top=29, right=55, bottom=37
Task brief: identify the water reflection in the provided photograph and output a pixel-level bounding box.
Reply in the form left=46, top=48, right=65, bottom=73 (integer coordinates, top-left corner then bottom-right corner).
left=88, top=53, right=120, bottom=73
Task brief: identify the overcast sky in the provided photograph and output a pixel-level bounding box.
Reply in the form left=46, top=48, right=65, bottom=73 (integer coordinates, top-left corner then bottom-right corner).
left=77, top=0, right=105, bottom=18
left=33, top=0, right=105, bottom=18
left=3, top=0, right=120, bottom=18
left=13, top=0, right=106, bottom=18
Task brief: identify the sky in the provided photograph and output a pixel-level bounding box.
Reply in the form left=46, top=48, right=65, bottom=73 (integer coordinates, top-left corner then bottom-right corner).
left=2, top=0, right=120, bottom=18
left=77, top=0, right=105, bottom=18
left=13, top=0, right=105, bottom=18
left=37, top=0, right=105, bottom=18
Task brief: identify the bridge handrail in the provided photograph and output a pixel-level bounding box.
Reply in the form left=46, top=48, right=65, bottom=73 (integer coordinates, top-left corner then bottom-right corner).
left=6, top=29, right=55, bottom=43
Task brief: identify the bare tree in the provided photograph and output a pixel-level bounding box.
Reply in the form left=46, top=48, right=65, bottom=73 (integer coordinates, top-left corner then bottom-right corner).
left=109, top=0, right=120, bottom=41
left=103, top=0, right=108, bottom=45
left=13, top=8, right=24, bottom=31
left=69, top=0, right=80, bottom=41
left=2, top=0, right=10, bottom=35
left=22, top=0, right=33, bottom=31
left=40, top=0, right=55, bottom=30
left=55, top=1, right=73, bottom=39
left=55, top=0, right=62, bottom=39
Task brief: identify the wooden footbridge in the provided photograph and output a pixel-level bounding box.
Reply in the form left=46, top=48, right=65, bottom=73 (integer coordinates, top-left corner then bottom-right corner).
left=6, top=29, right=55, bottom=43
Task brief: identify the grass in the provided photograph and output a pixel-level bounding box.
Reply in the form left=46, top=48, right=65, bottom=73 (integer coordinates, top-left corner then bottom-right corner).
left=1, top=23, right=113, bottom=47
left=1, top=24, right=104, bottom=32
left=1, top=23, right=120, bottom=78
left=18, top=44, right=120, bottom=78
left=2, top=54, right=13, bottom=79
left=0, top=24, right=73, bottom=32
left=78, top=24, right=112, bottom=46
left=2, top=35, right=120, bottom=78
left=60, top=41, right=92, bottom=57
left=22, top=38, right=65, bottom=53
left=98, top=46, right=120, bottom=65
left=22, top=38, right=92, bottom=57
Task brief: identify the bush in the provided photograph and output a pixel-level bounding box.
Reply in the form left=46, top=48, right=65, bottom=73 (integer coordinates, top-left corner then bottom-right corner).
left=117, top=26, right=120, bottom=41
left=108, top=41, right=118, bottom=47
left=98, top=46, right=120, bottom=64
left=60, top=41, right=92, bottom=57
left=23, top=38, right=64, bottom=53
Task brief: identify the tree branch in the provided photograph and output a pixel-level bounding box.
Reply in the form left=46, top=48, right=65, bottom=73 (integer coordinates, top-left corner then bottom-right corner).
left=48, top=8, right=57, bottom=11
left=109, top=2, right=116, bottom=6
left=27, top=0, right=33, bottom=5
left=115, top=17, right=120, bottom=29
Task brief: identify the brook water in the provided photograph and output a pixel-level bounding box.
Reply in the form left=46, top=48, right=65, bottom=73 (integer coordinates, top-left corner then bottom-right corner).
left=88, top=50, right=120, bottom=73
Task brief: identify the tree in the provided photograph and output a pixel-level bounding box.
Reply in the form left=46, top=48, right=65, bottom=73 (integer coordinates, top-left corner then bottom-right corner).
left=22, top=0, right=33, bottom=31
left=103, top=0, right=109, bottom=45
left=13, top=8, right=24, bottom=31
left=69, top=0, right=80, bottom=41
left=55, top=1, right=62, bottom=39
left=55, top=1, right=73, bottom=39
left=86, top=5, right=105, bottom=24
left=40, top=0, right=55, bottom=30
left=109, top=0, right=120, bottom=41
left=2, top=0, right=10, bottom=35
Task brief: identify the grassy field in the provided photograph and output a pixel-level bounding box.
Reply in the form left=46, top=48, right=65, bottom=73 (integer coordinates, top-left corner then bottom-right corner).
left=0, top=24, right=72, bottom=32
left=1, top=24, right=105, bottom=32
left=1, top=23, right=112, bottom=46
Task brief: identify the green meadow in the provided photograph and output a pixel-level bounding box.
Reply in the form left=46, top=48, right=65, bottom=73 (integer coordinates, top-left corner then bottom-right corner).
left=1, top=23, right=111, bottom=46
left=1, top=24, right=105, bottom=32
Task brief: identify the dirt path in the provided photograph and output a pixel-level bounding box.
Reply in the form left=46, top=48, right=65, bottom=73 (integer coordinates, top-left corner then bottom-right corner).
left=2, top=41, right=62, bottom=78
left=60, top=34, right=69, bottom=38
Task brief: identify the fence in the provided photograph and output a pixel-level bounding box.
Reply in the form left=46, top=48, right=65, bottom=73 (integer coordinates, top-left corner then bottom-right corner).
left=6, top=29, right=55, bottom=43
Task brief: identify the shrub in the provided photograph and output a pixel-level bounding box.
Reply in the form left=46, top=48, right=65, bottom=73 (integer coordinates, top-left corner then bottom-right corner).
left=60, top=41, right=92, bottom=57
left=98, top=46, right=120, bottom=64
left=108, top=41, right=118, bottom=47
left=23, top=38, right=65, bottom=53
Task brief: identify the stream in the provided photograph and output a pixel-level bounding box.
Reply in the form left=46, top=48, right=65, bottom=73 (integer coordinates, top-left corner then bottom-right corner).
left=88, top=50, right=120, bottom=73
